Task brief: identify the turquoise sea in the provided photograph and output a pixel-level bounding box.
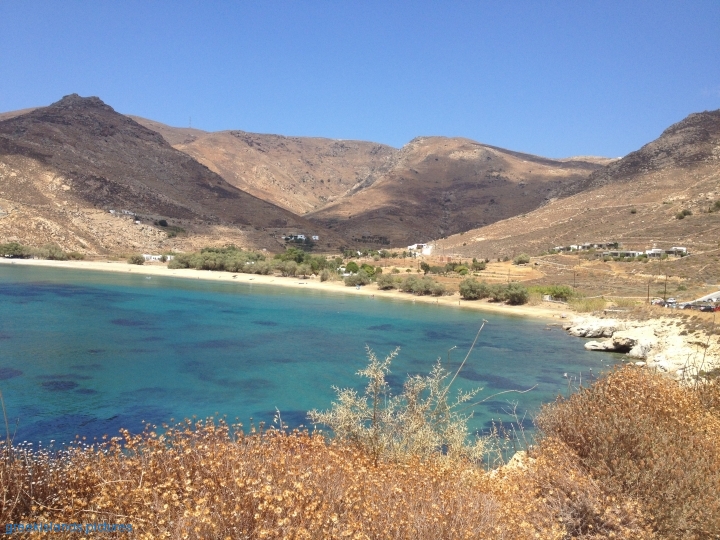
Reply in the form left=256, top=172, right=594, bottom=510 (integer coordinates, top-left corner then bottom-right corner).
left=0, top=264, right=617, bottom=444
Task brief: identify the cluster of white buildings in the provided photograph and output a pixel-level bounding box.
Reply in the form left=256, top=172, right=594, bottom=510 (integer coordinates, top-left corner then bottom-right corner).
left=282, top=234, right=320, bottom=242
left=407, top=243, right=433, bottom=256
left=553, top=242, right=688, bottom=258
left=602, top=247, right=688, bottom=258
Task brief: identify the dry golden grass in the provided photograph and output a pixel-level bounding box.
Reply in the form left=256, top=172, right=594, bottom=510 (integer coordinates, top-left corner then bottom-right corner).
left=537, top=367, right=720, bottom=539
left=568, top=297, right=607, bottom=313
left=1, top=425, right=548, bottom=539
left=1, top=420, right=655, bottom=539
left=4, top=368, right=717, bottom=539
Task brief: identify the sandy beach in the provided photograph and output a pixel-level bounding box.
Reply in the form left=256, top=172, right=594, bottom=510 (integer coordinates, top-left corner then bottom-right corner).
left=0, top=258, right=571, bottom=321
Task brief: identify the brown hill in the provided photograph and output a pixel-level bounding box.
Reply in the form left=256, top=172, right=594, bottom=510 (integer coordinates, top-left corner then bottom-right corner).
left=437, top=110, right=720, bottom=261
left=130, top=117, right=397, bottom=216
left=132, top=118, right=610, bottom=248
left=306, top=137, right=611, bottom=247
left=0, top=95, right=341, bottom=254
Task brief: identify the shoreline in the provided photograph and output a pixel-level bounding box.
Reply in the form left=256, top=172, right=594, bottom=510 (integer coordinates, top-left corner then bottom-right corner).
left=3, top=258, right=716, bottom=378
left=0, top=258, right=570, bottom=321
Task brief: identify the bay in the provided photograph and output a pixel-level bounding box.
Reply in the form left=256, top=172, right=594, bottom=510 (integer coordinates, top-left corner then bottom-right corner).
left=0, top=264, right=618, bottom=444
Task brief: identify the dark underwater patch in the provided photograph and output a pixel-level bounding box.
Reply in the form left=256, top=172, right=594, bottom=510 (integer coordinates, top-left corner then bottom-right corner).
left=423, top=329, right=457, bottom=341
left=75, top=388, right=99, bottom=395
left=0, top=332, right=11, bottom=340
left=0, top=367, right=23, bottom=380
left=457, top=369, right=528, bottom=391
left=14, top=403, right=174, bottom=444
left=87, top=349, right=105, bottom=354
left=536, top=374, right=563, bottom=385
left=71, top=363, right=102, bottom=370
left=252, top=320, right=278, bottom=327
left=228, top=378, right=274, bottom=392
left=111, top=318, right=147, bottom=327
left=270, top=357, right=296, bottom=364
left=197, top=339, right=243, bottom=349
left=37, top=374, right=91, bottom=381
left=368, top=324, right=393, bottom=331
left=42, top=381, right=79, bottom=391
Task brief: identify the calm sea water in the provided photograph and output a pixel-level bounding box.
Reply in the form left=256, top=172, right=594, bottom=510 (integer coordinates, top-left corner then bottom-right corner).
left=0, top=264, right=617, bottom=444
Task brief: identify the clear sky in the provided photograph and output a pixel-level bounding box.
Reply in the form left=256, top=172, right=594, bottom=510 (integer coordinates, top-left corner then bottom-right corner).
left=1, top=1, right=719, bottom=158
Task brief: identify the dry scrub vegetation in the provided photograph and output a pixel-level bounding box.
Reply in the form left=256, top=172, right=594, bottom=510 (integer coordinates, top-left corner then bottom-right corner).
left=1, top=368, right=718, bottom=539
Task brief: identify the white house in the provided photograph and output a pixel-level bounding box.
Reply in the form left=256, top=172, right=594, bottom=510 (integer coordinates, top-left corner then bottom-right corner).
left=142, top=254, right=174, bottom=262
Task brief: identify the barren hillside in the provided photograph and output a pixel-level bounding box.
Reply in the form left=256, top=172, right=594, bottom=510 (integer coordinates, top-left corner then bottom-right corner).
left=307, top=137, right=611, bottom=247
left=437, top=110, right=720, bottom=261
left=0, top=95, right=342, bottom=254
left=131, top=117, right=397, bottom=216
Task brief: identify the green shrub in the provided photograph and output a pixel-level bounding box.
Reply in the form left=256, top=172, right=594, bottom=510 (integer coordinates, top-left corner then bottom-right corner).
left=127, top=254, right=145, bottom=265
left=360, top=263, right=376, bottom=277
left=345, top=261, right=359, bottom=273
left=504, top=283, right=529, bottom=305
left=458, top=278, right=489, bottom=300
left=297, top=263, right=311, bottom=278
left=276, top=260, right=297, bottom=277
left=399, top=276, right=444, bottom=296
left=487, top=283, right=507, bottom=302
left=529, top=285, right=574, bottom=301
left=430, top=281, right=447, bottom=296
left=32, top=244, right=68, bottom=260
left=320, top=269, right=330, bottom=282
left=512, top=253, right=530, bottom=265
left=0, top=242, right=31, bottom=258
left=676, top=208, right=692, bottom=219
left=344, top=270, right=371, bottom=287
left=376, top=274, right=396, bottom=290
left=471, top=258, right=486, bottom=271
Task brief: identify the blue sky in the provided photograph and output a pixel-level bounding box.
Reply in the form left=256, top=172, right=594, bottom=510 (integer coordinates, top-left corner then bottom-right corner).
left=1, top=1, right=718, bottom=158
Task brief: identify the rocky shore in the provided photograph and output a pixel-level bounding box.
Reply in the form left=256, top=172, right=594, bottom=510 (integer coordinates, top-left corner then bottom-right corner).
left=564, top=314, right=719, bottom=380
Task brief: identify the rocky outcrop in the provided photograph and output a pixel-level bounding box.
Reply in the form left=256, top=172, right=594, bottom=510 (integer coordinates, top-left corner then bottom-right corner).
left=583, top=328, right=657, bottom=358
left=566, top=316, right=719, bottom=381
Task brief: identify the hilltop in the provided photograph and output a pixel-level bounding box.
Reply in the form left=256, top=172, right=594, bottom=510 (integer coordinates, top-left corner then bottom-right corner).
left=307, top=137, right=611, bottom=246
left=0, top=95, right=343, bottom=254
left=436, top=109, right=720, bottom=269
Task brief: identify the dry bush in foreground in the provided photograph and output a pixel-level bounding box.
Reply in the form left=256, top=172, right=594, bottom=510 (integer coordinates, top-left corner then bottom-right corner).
left=537, top=366, right=720, bottom=539
left=6, top=367, right=715, bottom=539
left=1, top=424, right=583, bottom=540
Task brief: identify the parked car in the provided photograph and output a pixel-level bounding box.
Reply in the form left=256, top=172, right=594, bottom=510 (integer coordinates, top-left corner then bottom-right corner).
left=700, top=305, right=715, bottom=312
